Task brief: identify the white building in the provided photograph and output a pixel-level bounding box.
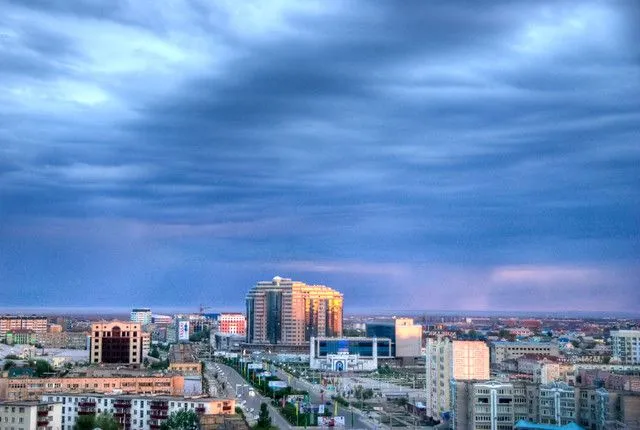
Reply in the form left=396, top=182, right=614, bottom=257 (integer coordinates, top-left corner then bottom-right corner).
left=490, top=341, right=560, bottom=365
left=41, top=393, right=235, bottom=430
left=538, top=382, right=577, bottom=426
left=309, top=337, right=392, bottom=372
left=0, top=401, right=62, bottom=430
left=130, top=308, right=152, bottom=325
left=425, top=338, right=490, bottom=421
left=610, top=330, right=640, bottom=365
left=450, top=380, right=529, bottom=430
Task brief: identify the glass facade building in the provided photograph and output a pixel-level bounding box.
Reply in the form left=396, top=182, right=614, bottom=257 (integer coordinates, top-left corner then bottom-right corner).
left=246, top=276, right=343, bottom=345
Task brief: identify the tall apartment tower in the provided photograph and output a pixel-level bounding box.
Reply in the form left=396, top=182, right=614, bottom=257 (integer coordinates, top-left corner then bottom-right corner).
left=610, top=330, right=640, bottom=365
left=246, top=276, right=343, bottom=345
left=218, top=313, right=247, bottom=336
left=0, top=316, right=47, bottom=341
left=130, top=308, right=152, bottom=325
left=425, top=338, right=490, bottom=421
left=90, top=321, right=144, bottom=364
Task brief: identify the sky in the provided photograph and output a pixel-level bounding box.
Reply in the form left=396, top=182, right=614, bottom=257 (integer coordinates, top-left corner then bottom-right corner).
left=0, top=1, right=639, bottom=313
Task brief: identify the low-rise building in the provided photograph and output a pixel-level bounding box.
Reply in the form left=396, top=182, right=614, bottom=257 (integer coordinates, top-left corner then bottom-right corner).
left=36, top=331, right=89, bottom=349
left=41, top=393, right=235, bottom=430
left=309, top=337, right=392, bottom=371
left=168, top=344, right=202, bottom=376
left=0, top=400, right=62, bottom=430
left=0, top=373, right=184, bottom=401
left=5, top=329, right=37, bottom=345
left=491, top=341, right=560, bottom=365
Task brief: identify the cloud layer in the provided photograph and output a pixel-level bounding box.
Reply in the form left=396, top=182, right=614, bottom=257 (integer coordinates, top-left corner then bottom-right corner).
left=1, top=0, right=639, bottom=312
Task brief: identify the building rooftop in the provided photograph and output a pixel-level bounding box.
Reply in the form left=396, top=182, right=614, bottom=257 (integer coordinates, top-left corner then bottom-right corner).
left=0, top=401, right=60, bottom=406
left=313, top=336, right=392, bottom=341
left=65, top=365, right=180, bottom=378
left=169, top=343, right=199, bottom=363
left=41, top=393, right=232, bottom=402
left=492, top=341, right=555, bottom=346
left=514, top=420, right=583, bottom=429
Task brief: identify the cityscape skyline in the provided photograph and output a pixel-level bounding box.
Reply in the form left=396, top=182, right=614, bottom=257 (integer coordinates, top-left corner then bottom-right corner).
left=1, top=1, right=639, bottom=312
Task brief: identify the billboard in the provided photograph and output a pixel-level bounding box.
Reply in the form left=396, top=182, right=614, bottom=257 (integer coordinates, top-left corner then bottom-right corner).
left=319, top=416, right=345, bottom=427
left=267, top=381, right=288, bottom=389
left=178, top=321, right=190, bottom=341
left=248, top=363, right=263, bottom=370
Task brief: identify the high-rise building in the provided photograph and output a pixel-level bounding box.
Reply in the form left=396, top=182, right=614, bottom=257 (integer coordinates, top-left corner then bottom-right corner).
left=610, top=330, right=640, bottom=365
left=152, top=314, right=173, bottom=325
left=90, top=321, right=144, bottom=364
left=130, top=308, right=153, bottom=325
left=538, top=382, right=578, bottom=426
left=0, top=316, right=47, bottom=341
left=366, top=318, right=423, bottom=358
left=425, top=338, right=490, bottom=420
left=450, top=380, right=531, bottom=430
left=218, top=313, right=247, bottom=336
left=246, top=276, right=343, bottom=345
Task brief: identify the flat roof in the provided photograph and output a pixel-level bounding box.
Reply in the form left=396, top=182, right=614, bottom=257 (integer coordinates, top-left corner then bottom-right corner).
left=314, top=337, right=392, bottom=341
left=0, top=401, right=60, bottom=406
left=41, top=393, right=232, bottom=402
left=492, top=341, right=555, bottom=346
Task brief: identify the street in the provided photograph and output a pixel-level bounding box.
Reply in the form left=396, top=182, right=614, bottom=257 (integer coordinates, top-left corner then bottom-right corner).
left=271, top=367, right=380, bottom=429
left=213, top=361, right=294, bottom=430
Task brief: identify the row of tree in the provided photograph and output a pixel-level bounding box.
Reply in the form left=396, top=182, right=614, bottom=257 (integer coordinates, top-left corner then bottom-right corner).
left=71, top=410, right=201, bottom=430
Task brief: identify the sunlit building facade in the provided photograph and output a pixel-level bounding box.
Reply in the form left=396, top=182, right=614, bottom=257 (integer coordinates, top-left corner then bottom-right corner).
left=90, top=321, right=144, bottom=364
left=246, top=276, right=343, bottom=345
left=426, top=338, right=490, bottom=420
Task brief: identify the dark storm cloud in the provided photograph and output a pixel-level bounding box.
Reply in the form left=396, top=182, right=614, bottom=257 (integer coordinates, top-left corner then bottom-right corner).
left=0, top=0, right=638, bottom=311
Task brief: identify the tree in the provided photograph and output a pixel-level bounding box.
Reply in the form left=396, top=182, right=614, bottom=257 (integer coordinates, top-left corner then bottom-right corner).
left=95, top=413, right=120, bottom=430
left=72, top=415, right=96, bottom=430
left=150, top=346, right=161, bottom=359
left=32, top=359, right=54, bottom=377
left=3, top=360, right=15, bottom=371
left=72, top=413, right=119, bottom=430
left=256, top=402, right=271, bottom=429
left=160, top=410, right=199, bottom=430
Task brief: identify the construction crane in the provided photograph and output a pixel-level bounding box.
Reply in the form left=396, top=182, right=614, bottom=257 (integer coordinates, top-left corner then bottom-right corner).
left=199, top=304, right=213, bottom=315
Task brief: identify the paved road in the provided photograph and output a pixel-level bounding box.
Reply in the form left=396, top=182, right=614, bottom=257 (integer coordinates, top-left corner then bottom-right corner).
left=213, top=361, right=293, bottom=430
left=271, top=367, right=381, bottom=429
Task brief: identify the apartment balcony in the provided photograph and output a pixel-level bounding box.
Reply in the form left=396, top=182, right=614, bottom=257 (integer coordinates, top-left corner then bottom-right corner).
left=114, top=400, right=131, bottom=408
left=150, top=401, right=169, bottom=410
left=37, top=410, right=49, bottom=417
left=151, top=411, right=169, bottom=419
left=78, top=401, right=96, bottom=407
left=195, top=406, right=206, bottom=414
